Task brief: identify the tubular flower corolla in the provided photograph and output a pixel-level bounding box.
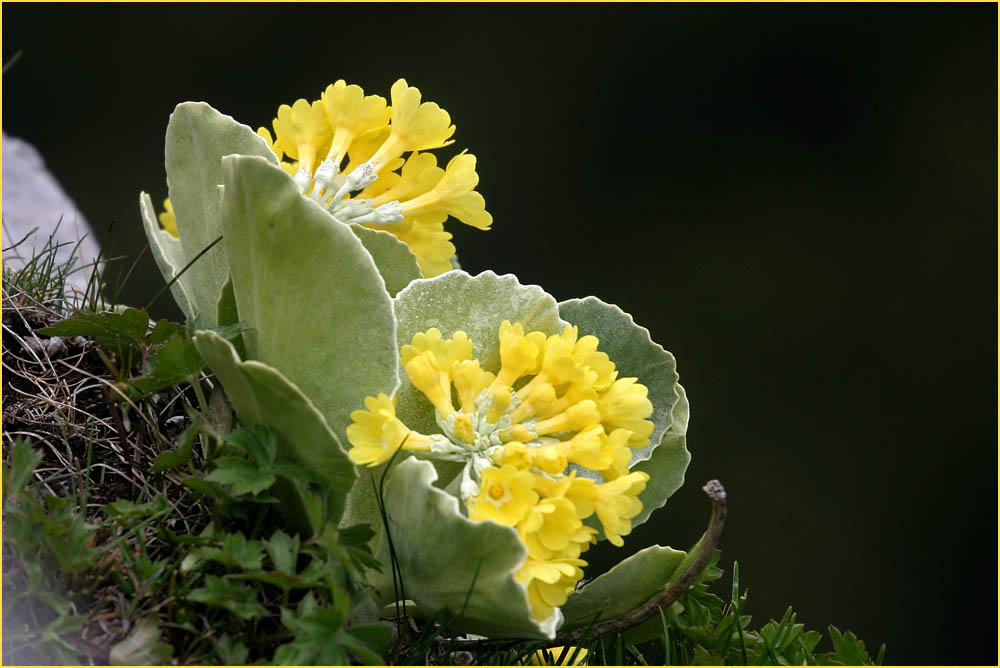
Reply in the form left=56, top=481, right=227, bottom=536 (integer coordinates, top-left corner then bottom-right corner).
left=158, top=79, right=491, bottom=277
left=346, top=321, right=655, bottom=621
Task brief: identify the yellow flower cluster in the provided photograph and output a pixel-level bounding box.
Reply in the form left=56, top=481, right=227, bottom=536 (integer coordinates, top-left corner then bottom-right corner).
left=259, top=79, right=492, bottom=276
left=157, top=79, right=491, bottom=277
left=346, top=322, right=656, bottom=621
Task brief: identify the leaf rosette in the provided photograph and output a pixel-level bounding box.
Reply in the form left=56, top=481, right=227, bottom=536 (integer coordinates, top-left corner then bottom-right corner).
left=140, top=95, right=692, bottom=640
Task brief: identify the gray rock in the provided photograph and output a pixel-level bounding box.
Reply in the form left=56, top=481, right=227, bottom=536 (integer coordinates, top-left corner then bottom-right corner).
left=2, top=132, right=102, bottom=298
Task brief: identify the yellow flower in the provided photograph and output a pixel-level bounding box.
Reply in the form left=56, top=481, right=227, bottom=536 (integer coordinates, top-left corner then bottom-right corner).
left=345, top=393, right=433, bottom=466
left=320, top=80, right=391, bottom=169
left=257, top=78, right=489, bottom=278
left=515, top=557, right=586, bottom=622
left=594, top=471, right=650, bottom=546
left=347, top=322, right=658, bottom=621
left=532, top=646, right=589, bottom=666
left=468, top=464, right=538, bottom=526
left=159, top=198, right=178, bottom=238
left=272, top=98, right=332, bottom=178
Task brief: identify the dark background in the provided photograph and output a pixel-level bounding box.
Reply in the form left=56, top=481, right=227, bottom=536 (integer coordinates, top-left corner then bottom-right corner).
left=3, top=3, right=996, bottom=664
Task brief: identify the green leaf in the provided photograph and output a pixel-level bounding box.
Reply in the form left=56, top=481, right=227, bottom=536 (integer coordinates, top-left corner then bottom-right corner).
left=560, top=545, right=687, bottom=630
left=204, top=458, right=276, bottom=496
left=148, top=318, right=183, bottom=345
left=139, top=192, right=197, bottom=321
left=186, top=575, right=267, bottom=619
left=192, top=330, right=357, bottom=524
left=150, top=427, right=195, bottom=472
left=6, top=438, right=43, bottom=495
left=263, top=530, right=300, bottom=574
left=219, top=532, right=265, bottom=570
left=163, top=102, right=279, bottom=326
left=109, top=616, right=173, bottom=665
left=225, top=424, right=278, bottom=469
left=827, top=625, right=872, bottom=665
left=558, top=297, right=691, bottom=528
left=39, top=308, right=149, bottom=352
left=379, top=457, right=559, bottom=639
left=105, top=495, right=170, bottom=529
left=213, top=634, right=249, bottom=666
left=349, top=224, right=421, bottom=297
left=218, top=154, right=398, bottom=440
left=131, top=334, right=205, bottom=393
left=631, top=384, right=692, bottom=527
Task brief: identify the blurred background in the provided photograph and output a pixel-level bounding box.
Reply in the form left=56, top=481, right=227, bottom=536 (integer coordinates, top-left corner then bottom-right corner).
left=3, top=3, right=995, bottom=663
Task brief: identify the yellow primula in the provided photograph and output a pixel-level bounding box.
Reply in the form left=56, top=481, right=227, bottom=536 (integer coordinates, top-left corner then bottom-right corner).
left=256, top=78, right=489, bottom=277
left=346, top=321, right=660, bottom=622
left=158, top=197, right=177, bottom=238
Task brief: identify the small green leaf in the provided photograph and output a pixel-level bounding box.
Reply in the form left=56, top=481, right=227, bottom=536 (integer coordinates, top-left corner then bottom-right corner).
left=187, top=575, right=266, bottom=619
left=40, top=308, right=149, bottom=352
left=264, top=530, right=300, bottom=574
left=150, top=427, right=195, bottom=472
left=192, top=330, right=357, bottom=524
left=204, top=458, right=276, bottom=496
left=214, top=634, right=249, bottom=666
left=6, top=438, right=43, bottom=495
left=225, top=424, right=278, bottom=469
left=827, top=625, right=872, bottom=665
left=105, top=495, right=170, bottom=529
left=131, top=334, right=205, bottom=393
left=148, top=318, right=184, bottom=345
left=109, top=616, right=173, bottom=665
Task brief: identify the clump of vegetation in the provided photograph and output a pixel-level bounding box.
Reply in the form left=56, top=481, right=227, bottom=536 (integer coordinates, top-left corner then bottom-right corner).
left=2, top=238, right=883, bottom=664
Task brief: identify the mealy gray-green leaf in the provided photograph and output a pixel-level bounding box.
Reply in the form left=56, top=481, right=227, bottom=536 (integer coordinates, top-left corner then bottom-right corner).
left=139, top=192, right=196, bottom=320
left=559, top=296, right=691, bottom=528
left=163, top=102, right=278, bottom=326
left=560, top=544, right=686, bottom=630
left=349, top=224, right=421, bottom=297
left=218, top=155, right=397, bottom=440
left=392, top=270, right=568, bottom=436
left=380, top=457, right=560, bottom=639
left=192, top=330, right=357, bottom=525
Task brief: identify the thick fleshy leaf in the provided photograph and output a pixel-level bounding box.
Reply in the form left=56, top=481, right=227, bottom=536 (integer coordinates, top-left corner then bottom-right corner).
left=392, top=270, right=568, bottom=435
left=164, top=102, right=278, bottom=326
left=349, top=225, right=421, bottom=297
left=192, top=330, right=357, bottom=525
left=139, top=192, right=195, bottom=320
left=219, top=155, right=397, bottom=440
left=380, top=457, right=560, bottom=639
left=560, top=544, right=686, bottom=630
left=631, top=384, right=690, bottom=527
left=559, top=297, right=690, bottom=529
left=558, top=297, right=680, bottom=464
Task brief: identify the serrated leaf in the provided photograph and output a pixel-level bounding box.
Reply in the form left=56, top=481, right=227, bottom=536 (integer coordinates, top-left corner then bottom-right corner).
left=150, top=427, right=195, bottom=472
left=131, top=334, right=205, bottom=393
left=6, top=438, right=43, bottom=494
left=148, top=318, right=184, bottom=345
left=827, top=625, right=872, bottom=665
left=204, top=458, right=276, bottom=496
left=218, top=154, right=398, bottom=439
left=264, top=530, right=300, bottom=574
left=105, top=495, right=170, bottom=529
left=225, top=424, right=277, bottom=469
left=187, top=575, right=266, bottom=619
left=214, top=634, right=248, bottom=666
left=164, top=102, right=278, bottom=326
left=192, top=330, right=357, bottom=524
left=109, top=616, right=173, bottom=665
left=39, top=308, right=149, bottom=352
left=561, top=545, right=686, bottom=630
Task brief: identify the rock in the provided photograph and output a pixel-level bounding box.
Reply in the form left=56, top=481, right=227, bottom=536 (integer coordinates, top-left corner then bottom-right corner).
left=2, top=132, right=102, bottom=298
